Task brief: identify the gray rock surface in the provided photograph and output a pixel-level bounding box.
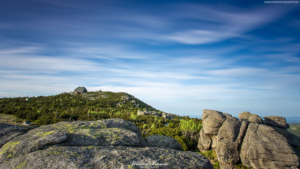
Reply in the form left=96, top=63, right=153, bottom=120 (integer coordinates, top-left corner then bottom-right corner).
left=238, top=111, right=251, bottom=120
left=146, top=135, right=183, bottom=151
left=248, top=114, right=263, bottom=124
left=240, top=123, right=299, bottom=169
left=264, top=116, right=289, bottom=129
left=0, top=119, right=213, bottom=169
left=202, top=109, right=226, bottom=135
left=198, top=128, right=212, bottom=151
left=271, top=126, right=300, bottom=147
left=211, top=135, right=218, bottom=150
left=0, top=146, right=213, bottom=169
left=235, top=121, right=249, bottom=149
left=0, top=123, right=36, bottom=148
left=216, top=116, right=241, bottom=169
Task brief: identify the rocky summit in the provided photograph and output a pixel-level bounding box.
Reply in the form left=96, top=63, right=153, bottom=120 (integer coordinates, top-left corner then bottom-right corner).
left=198, top=109, right=300, bottom=169
left=0, top=118, right=213, bottom=169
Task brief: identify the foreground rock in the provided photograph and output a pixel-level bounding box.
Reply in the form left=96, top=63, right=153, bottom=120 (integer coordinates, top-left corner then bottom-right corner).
left=238, top=111, right=251, bottom=120
left=216, top=116, right=241, bottom=169
left=0, top=123, right=36, bottom=147
left=248, top=114, right=263, bottom=124
left=146, top=135, right=183, bottom=151
left=0, top=146, right=213, bottom=169
left=198, top=109, right=300, bottom=169
left=240, top=123, right=299, bottom=169
left=202, top=109, right=226, bottom=135
left=0, top=119, right=213, bottom=169
left=264, top=116, right=290, bottom=129
left=198, top=128, right=212, bottom=152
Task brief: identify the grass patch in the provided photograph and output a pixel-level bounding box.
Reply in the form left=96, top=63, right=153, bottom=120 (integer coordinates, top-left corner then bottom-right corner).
left=0, top=113, right=24, bottom=125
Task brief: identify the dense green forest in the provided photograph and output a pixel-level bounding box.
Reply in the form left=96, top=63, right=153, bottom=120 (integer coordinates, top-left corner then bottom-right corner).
left=0, top=91, right=202, bottom=152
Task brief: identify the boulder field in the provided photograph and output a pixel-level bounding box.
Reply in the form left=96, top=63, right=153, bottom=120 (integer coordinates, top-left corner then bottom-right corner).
left=198, top=109, right=300, bottom=169
left=0, top=118, right=213, bottom=169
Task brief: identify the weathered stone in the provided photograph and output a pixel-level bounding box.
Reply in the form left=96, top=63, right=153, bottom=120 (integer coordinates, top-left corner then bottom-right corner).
left=271, top=126, right=300, bottom=147
left=235, top=121, right=249, bottom=149
left=216, top=116, right=241, bottom=169
left=202, top=109, right=226, bottom=135
left=146, top=135, right=183, bottom=151
left=223, top=113, right=232, bottom=118
left=0, top=146, right=213, bottom=169
left=240, top=123, right=299, bottom=169
left=248, top=114, right=263, bottom=124
left=264, top=116, right=289, bottom=129
left=211, top=135, right=218, bottom=150
left=238, top=111, right=251, bottom=120
left=0, top=119, right=147, bottom=162
left=198, top=128, right=212, bottom=152
left=0, top=123, right=36, bottom=148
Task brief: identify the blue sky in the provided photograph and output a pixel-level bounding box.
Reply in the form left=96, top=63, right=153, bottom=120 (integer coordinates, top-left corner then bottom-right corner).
left=0, top=0, right=300, bottom=118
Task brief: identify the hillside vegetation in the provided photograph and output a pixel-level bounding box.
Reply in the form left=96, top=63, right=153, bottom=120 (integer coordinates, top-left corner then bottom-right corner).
left=288, top=123, right=300, bottom=137
left=0, top=91, right=202, bottom=152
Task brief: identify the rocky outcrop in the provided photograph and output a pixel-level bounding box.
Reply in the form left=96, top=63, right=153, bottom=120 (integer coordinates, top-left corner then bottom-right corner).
left=264, top=116, right=290, bottom=129
left=145, top=135, right=183, bottom=151
left=198, top=128, right=212, bottom=151
left=240, top=123, right=299, bottom=169
left=198, top=109, right=300, bottom=169
left=0, top=123, right=36, bottom=148
left=238, top=111, right=251, bottom=120
left=271, top=126, right=300, bottom=147
left=0, top=119, right=213, bottom=169
left=216, top=116, right=241, bottom=169
left=202, top=109, right=226, bottom=135
left=248, top=114, right=263, bottom=124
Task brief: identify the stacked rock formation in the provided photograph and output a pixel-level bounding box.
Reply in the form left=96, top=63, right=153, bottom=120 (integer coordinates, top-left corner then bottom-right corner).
left=0, top=118, right=213, bottom=169
left=198, top=109, right=300, bottom=169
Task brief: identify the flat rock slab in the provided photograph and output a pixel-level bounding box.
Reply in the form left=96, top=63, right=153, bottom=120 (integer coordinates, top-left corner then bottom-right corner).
left=0, top=146, right=214, bottom=169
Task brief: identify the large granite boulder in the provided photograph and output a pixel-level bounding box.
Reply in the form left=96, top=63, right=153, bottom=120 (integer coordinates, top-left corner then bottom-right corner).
left=240, top=123, right=299, bottom=169
left=202, top=109, right=226, bottom=135
left=0, top=119, right=213, bottom=169
left=248, top=114, right=263, bottom=124
left=264, top=116, right=289, bottom=129
left=198, top=128, right=212, bottom=152
left=271, top=126, right=300, bottom=147
left=238, top=111, right=251, bottom=120
left=216, top=116, right=241, bottom=169
left=145, top=135, right=183, bottom=151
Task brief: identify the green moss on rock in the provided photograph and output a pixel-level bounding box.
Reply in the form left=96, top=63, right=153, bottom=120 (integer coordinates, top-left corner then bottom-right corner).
left=0, top=141, right=20, bottom=155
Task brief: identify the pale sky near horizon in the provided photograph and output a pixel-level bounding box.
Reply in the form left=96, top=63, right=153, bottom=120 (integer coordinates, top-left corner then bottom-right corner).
left=0, top=0, right=300, bottom=118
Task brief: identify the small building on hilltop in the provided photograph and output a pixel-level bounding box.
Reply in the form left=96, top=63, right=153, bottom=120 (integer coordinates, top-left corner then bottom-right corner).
left=74, top=86, right=88, bottom=93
